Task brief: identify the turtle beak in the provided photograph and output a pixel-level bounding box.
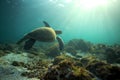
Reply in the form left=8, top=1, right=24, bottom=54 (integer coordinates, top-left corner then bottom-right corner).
left=55, top=30, right=62, bottom=34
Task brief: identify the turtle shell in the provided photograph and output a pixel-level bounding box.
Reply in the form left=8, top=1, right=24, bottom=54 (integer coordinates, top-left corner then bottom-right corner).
left=27, top=27, right=56, bottom=42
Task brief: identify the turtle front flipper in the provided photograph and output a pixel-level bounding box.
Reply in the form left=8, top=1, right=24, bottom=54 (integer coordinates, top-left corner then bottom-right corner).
left=24, top=38, right=36, bottom=50
left=16, top=35, right=29, bottom=44
left=56, top=36, right=64, bottom=50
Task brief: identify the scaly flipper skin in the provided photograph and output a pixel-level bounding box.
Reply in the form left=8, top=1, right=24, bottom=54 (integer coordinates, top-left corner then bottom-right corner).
left=16, top=35, right=29, bottom=44
left=56, top=36, right=64, bottom=50
left=24, top=38, right=36, bottom=50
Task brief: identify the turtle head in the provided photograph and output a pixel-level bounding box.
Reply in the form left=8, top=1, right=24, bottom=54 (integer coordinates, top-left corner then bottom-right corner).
left=55, top=30, right=62, bottom=34
left=43, top=21, right=62, bottom=34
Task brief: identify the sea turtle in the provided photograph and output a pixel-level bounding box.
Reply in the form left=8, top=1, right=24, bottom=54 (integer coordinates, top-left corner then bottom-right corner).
left=17, top=21, right=64, bottom=50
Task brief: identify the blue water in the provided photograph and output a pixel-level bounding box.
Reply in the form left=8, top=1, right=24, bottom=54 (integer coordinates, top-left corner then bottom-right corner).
left=0, top=0, right=120, bottom=44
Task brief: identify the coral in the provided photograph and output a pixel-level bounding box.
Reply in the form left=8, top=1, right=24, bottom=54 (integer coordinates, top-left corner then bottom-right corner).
left=53, top=53, right=77, bottom=65
left=43, top=59, right=96, bottom=80
left=87, top=43, right=120, bottom=64
left=0, top=50, right=6, bottom=57
left=86, top=59, right=120, bottom=80
left=53, top=53, right=83, bottom=67
left=105, top=47, right=120, bottom=63
left=80, top=56, right=98, bottom=68
left=72, top=66, right=93, bottom=78
left=21, top=59, right=52, bottom=79
left=0, top=38, right=120, bottom=80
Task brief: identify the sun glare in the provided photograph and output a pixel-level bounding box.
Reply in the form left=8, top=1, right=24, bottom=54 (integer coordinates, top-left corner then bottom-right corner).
left=49, top=0, right=111, bottom=10
left=79, top=0, right=109, bottom=9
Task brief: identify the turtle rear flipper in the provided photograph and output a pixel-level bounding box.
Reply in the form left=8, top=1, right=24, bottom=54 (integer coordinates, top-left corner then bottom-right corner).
left=24, top=38, right=36, bottom=50
left=56, top=36, right=64, bottom=50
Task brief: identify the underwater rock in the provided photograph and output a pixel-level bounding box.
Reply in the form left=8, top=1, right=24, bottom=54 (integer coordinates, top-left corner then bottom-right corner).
left=24, top=47, right=40, bottom=56
left=43, top=59, right=96, bottom=80
left=0, top=44, right=4, bottom=50
left=105, top=47, right=120, bottom=63
left=66, top=39, right=92, bottom=52
left=0, top=43, right=19, bottom=57
left=113, top=44, right=120, bottom=49
left=86, top=59, right=120, bottom=80
left=105, top=47, right=116, bottom=63
left=89, top=44, right=109, bottom=61
left=11, top=61, right=25, bottom=67
left=64, top=46, right=77, bottom=56
left=0, top=64, right=32, bottom=80
left=96, top=44, right=107, bottom=50
left=21, top=59, right=52, bottom=79
left=0, top=50, right=6, bottom=57
left=90, top=44, right=106, bottom=54
left=0, top=43, right=16, bottom=51
left=87, top=43, right=120, bottom=63
left=116, top=58, right=120, bottom=63
left=45, top=43, right=60, bottom=57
